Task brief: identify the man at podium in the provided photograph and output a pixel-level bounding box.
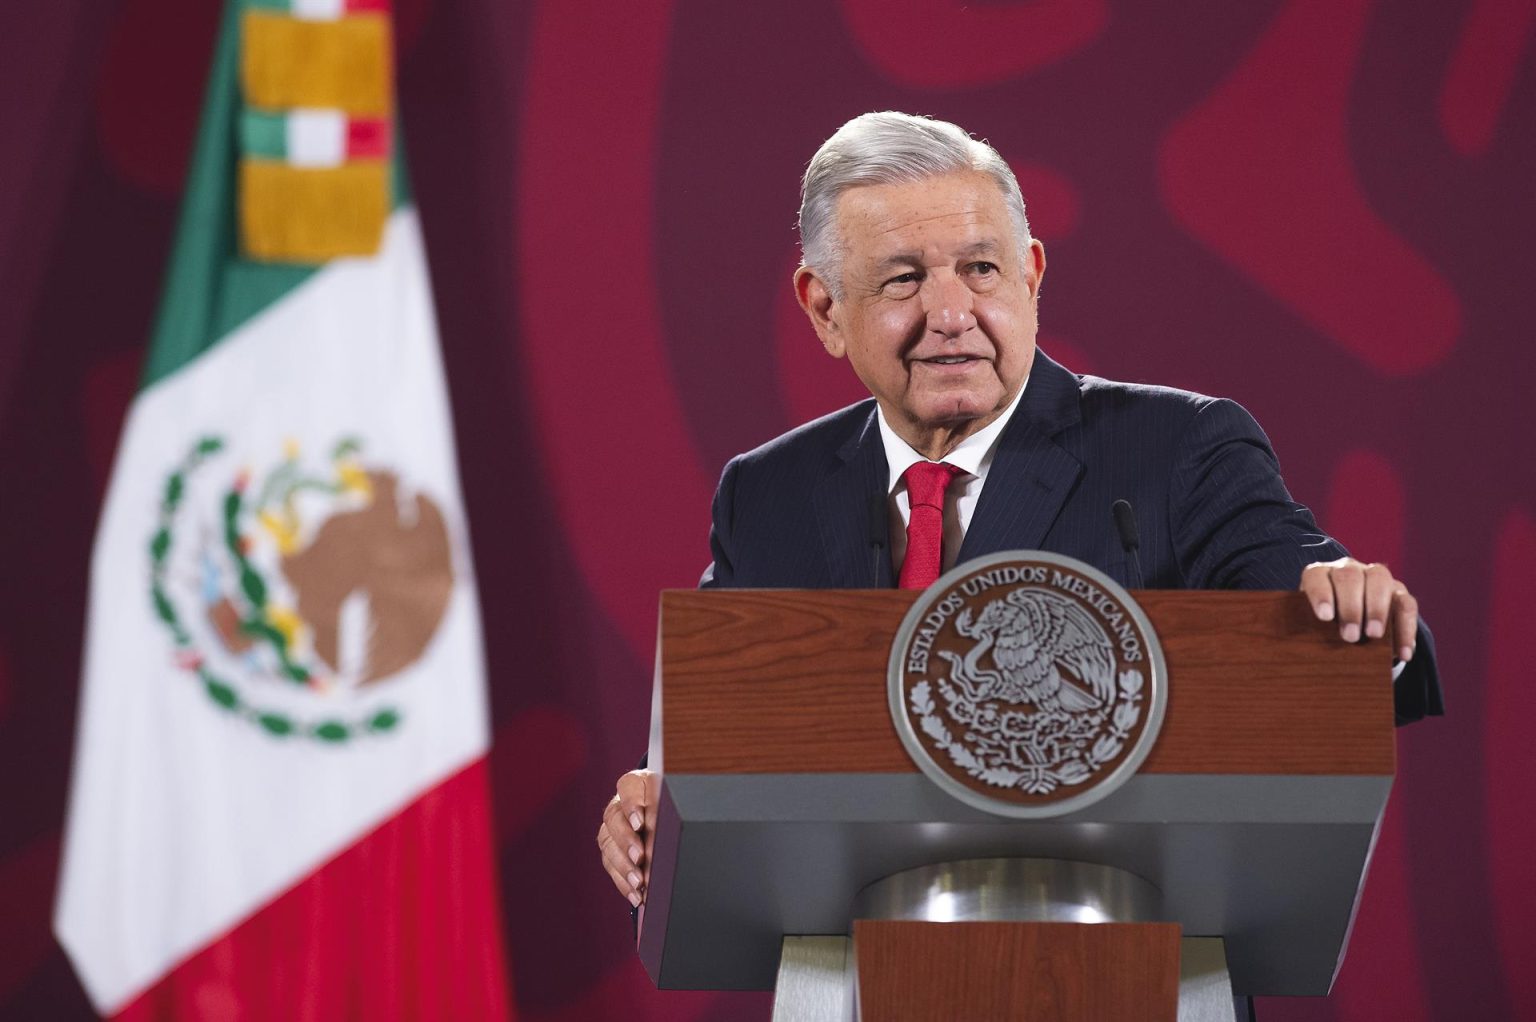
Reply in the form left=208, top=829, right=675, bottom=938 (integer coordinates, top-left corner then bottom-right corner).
left=597, top=111, right=1441, bottom=909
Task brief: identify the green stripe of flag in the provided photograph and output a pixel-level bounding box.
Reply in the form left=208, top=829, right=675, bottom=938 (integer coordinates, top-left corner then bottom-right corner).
left=142, top=2, right=411, bottom=390
left=239, top=110, right=288, bottom=160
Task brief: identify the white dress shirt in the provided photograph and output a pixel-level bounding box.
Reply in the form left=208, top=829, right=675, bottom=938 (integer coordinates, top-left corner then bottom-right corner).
left=877, top=379, right=1029, bottom=576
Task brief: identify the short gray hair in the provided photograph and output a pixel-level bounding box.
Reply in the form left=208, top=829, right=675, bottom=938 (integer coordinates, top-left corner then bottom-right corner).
left=798, top=111, right=1032, bottom=299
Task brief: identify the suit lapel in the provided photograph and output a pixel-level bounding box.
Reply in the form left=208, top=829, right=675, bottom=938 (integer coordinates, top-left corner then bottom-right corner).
left=814, top=407, right=891, bottom=588
left=958, top=351, right=1084, bottom=562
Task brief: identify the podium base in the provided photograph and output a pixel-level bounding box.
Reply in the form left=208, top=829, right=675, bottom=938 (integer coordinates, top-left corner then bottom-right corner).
left=853, top=858, right=1162, bottom=924
left=771, top=934, right=1236, bottom=1022
left=771, top=858, right=1232, bottom=1021
left=773, top=935, right=855, bottom=1021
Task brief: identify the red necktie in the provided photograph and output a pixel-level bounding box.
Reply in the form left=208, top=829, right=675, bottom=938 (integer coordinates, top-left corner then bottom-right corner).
left=899, top=461, right=962, bottom=590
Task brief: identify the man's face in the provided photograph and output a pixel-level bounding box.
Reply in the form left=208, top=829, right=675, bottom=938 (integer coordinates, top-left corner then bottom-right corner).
left=796, top=170, right=1045, bottom=459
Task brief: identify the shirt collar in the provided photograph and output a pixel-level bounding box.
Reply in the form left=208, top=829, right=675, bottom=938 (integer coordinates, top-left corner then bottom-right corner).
left=876, top=377, right=1030, bottom=493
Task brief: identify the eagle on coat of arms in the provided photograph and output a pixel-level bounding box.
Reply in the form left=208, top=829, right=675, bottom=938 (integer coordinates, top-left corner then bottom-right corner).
left=939, top=587, right=1117, bottom=714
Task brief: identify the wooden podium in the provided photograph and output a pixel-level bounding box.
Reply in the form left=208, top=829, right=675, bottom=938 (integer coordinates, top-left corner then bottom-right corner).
left=637, top=589, right=1395, bottom=1020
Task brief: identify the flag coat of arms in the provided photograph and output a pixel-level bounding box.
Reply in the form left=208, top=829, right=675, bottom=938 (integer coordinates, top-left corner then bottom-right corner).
left=55, top=2, right=513, bottom=1017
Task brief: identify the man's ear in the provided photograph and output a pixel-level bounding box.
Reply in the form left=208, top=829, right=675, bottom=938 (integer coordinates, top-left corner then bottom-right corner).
left=1025, top=239, right=1047, bottom=300
left=794, top=265, right=845, bottom=359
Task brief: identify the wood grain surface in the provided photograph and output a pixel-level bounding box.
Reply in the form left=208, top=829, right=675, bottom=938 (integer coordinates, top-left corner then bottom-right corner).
left=658, top=589, right=1394, bottom=775
left=853, top=920, right=1180, bottom=1021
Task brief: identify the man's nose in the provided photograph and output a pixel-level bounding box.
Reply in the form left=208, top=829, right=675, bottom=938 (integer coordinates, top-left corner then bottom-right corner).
left=922, top=275, right=975, bottom=338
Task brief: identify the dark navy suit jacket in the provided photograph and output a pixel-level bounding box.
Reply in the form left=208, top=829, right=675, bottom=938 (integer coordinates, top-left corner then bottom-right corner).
left=700, top=350, right=1442, bottom=723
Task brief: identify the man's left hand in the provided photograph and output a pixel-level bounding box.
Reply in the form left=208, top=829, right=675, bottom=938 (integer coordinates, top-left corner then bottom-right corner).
left=1300, top=558, right=1418, bottom=662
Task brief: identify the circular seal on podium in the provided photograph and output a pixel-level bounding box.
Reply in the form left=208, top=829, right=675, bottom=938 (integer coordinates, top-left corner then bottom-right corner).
left=889, top=551, right=1168, bottom=818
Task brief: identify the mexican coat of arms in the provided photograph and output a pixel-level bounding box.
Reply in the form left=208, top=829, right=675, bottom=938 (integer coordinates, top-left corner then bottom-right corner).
left=889, top=552, right=1167, bottom=817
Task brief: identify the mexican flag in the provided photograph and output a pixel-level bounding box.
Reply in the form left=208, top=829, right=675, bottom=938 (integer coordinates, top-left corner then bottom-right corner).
left=54, top=2, right=513, bottom=1018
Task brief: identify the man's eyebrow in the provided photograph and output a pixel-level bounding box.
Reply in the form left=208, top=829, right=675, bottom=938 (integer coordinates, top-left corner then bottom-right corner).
left=870, top=240, right=1006, bottom=274
left=958, top=240, right=1004, bottom=258
left=871, top=252, right=923, bottom=274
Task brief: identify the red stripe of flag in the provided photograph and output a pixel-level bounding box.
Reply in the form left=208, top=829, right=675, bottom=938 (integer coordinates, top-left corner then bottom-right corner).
left=346, top=0, right=392, bottom=12
left=109, top=759, right=513, bottom=1021
left=347, top=117, right=392, bottom=160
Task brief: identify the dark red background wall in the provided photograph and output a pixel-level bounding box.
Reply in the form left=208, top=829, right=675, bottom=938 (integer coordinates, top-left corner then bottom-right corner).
left=2, top=1, right=1532, bottom=1018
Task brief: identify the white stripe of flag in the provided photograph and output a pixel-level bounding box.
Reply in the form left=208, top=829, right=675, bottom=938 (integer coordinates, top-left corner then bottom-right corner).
left=286, top=109, right=348, bottom=168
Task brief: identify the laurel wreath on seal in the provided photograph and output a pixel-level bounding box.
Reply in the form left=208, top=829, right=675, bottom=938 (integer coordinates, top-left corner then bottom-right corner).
left=909, top=669, right=1145, bottom=795
left=148, top=436, right=403, bottom=745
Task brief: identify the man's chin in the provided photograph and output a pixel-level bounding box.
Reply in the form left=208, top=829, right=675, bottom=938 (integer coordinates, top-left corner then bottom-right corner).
left=911, top=395, right=1004, bottom=430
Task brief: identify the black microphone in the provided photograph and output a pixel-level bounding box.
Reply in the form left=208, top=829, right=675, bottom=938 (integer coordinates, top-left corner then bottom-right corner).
left=868, top=493, right=889, bottom=587
left=1112, top=498, right=1144, bottom=590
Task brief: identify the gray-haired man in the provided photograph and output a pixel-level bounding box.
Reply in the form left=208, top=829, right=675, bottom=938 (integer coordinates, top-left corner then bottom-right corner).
left=597, top=111, right=1440, bottom=912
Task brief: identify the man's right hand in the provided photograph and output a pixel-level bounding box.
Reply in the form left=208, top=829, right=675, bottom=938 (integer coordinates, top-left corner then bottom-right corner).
left=597, top=769, right=659, bottom=907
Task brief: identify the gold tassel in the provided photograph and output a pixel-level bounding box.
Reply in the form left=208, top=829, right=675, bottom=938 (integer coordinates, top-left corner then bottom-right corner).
left=240, top=159, right=390, bottom=263
left=241, top=11, right=392, bottom=116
